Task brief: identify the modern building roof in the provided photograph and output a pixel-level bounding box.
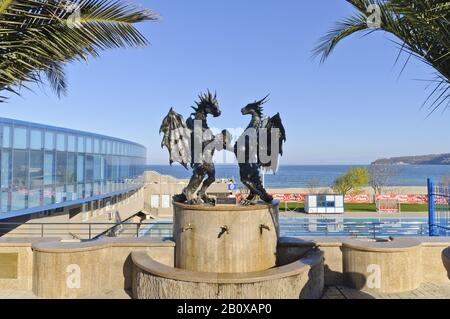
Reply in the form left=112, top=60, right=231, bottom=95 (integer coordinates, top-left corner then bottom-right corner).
left=0, top=117, right=146, bottom=149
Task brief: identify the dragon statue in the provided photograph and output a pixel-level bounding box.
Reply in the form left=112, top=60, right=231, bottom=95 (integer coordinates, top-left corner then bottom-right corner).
left=159, top=91, right=230, bottom=205
left=234, top=95, right=286, bottom=205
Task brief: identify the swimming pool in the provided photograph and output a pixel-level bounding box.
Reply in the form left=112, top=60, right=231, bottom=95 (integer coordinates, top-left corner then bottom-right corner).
left=140, top=217, right=450, bottom=238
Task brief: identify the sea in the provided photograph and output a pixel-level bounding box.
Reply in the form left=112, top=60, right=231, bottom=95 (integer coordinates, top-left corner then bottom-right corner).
left=144, top=164, right=450, bottom=189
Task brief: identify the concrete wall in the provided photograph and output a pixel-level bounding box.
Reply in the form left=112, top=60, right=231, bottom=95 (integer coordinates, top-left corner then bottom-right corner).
left=0, top=239, right=40, bottom=291
left=421, top=241, right=450, bottom=283
left=279, top=237, right=450, bottom=289
left=0, top=237, right=174, bottom=298
left=278, top=237, right=344, bottom=285
left=0, top=236, right=448, bottom=298
left=143, top=171, right=187, bottom=217
left=132, top=250, right=324, bottom=299
left=342, top=239, right=422, bottom=293
left=31, top=237, right=175, bottom=298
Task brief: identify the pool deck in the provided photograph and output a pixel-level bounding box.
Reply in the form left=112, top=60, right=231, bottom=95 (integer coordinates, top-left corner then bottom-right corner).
left=280, top=211, right=428, bottom=219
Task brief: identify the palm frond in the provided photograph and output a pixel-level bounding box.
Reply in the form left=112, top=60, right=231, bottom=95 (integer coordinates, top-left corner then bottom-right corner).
left=314, top=0, right=450, bottom=115
left=0, top=0, right=158, bottom=101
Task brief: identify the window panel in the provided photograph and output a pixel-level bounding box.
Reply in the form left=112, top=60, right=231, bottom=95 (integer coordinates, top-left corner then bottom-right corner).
left=13, top=127, right=27, bottom=149
left=1, top=150, right=10, bottom=189
left=11, top=191, right=26, bottom=210
left=43, top=187, right=54, bottom=205
left=2, top=126, right=11, bottom=148
left=30, top=130, right=42, bottom=150
left=85, top=155, right=94, bottom=182
left=43, top=152, right=54, bottom=186
left=67, top=153, right=76, bottom=184
left=85, top=138, right=92, bottom=154
left=77, top=183, right=84, bottom=199
left=150, top=195, right=159, bottom=208
left=94, top=156, right=101, bottom=181
left=56, top=134, right=66, bottom=151
left=12, top=150, right=28, bottom=188
left=68, top=135, right=76, bottom=152
left=66, top=184, right=76, bottom=201
left=77, top=136, right=85, bottom=153
left=55, top=186, right=64, bottom=203
left=94, top=139, right=99, bottom=154
left=85, top=183, right=92, bottom=197
left=44, top=132, right=54, bottom=150
left=30, top=150, right=43, bottom=189
left=1, top=191, right=9, bottom=213
left=93, top=182, right=100, bottom=195
left=28, top=189, right=41, bottom=208
left=77, top=155, right=84, bottom=183
left=56, top=152, right=67, bottom=185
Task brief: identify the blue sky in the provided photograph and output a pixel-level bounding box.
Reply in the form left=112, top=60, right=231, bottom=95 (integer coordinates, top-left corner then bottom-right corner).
left=2, top=0, right=449, bottom=165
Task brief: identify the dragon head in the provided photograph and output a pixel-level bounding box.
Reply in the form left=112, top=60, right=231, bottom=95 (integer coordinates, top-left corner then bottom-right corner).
left=194, top=90, right=221, bottom=118
left=241, top=94, right=270, bottom=116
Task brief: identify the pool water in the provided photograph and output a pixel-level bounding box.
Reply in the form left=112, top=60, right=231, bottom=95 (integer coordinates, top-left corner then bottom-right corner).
left=140, top=217, right=449, bottom=238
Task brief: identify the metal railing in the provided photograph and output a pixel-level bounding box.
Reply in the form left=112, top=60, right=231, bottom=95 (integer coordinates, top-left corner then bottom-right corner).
left=431, top=224, right=450, bottom=236
left=428, top=178, right=450, bottom=236
left=0, top=220, right=436, bottom=240
left=0, top=222, right=145, bottom=240
left=279, top=221, right=429, bottom=238
left=138, top=221, right=431, bottom=239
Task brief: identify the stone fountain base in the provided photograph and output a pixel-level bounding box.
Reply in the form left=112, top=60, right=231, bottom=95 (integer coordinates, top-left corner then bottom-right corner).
left=172, top=202, right=280, bottom=273
left=131, top=201, right=324, bottom=299
left=132, top=249, right=324, bottom=299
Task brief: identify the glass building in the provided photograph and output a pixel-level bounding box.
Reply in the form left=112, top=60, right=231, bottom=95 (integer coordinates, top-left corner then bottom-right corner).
left=0, top=118, right=146, bottom=218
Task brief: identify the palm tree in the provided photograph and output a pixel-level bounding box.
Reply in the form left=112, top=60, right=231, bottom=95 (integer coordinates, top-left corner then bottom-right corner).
left=314, top=0, right=449, bottom=114
left=0, top=0, right=158, bottom=101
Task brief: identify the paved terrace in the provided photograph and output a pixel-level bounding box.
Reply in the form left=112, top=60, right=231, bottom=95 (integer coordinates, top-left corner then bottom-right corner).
left=323, top=283, right=450, bottom=299
left=0, top=236, right=447, bottom=299
left=1, top=283, right=450, bottom=299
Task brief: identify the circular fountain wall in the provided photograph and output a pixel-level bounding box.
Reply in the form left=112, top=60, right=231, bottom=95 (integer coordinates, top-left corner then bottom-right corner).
left=172, top=202, right=279, bottom=273
left=132, top=201, right=325, bottom=299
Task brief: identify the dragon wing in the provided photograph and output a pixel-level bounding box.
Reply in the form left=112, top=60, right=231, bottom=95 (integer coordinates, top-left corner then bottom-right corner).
left=159, top=108, right=191, bottom=169
left=259, top=112, right=286, bottom=172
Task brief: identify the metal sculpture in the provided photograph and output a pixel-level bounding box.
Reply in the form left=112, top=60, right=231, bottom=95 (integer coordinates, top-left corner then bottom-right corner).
left=234, top=95, right=286, bottom=205
left=160, top=91, right=229, bottom=204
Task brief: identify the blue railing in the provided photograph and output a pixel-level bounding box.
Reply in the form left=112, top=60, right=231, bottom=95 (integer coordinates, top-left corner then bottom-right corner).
left=141, top=221, right=430, bottom=239
left=428, top=178, right=450, bottom=236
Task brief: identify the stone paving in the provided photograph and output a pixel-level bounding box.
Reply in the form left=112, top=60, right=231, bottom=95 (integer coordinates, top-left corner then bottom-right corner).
left=0, top=289, right=132, bottom=299
left=1, top=284, right=449, bottom=299
left=322, top=283, right=450, bottom=299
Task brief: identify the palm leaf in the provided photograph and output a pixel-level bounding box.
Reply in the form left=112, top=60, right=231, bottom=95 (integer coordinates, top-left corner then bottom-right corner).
left=0, top=0, right=158, bottom=101
left=314, top=0, right=450, bottom=115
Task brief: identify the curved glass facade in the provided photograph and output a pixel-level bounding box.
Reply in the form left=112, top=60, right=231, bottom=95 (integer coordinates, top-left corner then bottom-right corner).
left=0, top=118, right=146, bottom=216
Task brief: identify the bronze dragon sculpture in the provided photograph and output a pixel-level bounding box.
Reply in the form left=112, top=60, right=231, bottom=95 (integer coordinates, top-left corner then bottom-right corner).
left=159, top=91, right=230, bottom=205
left=234, top=95, right=286, bottom=205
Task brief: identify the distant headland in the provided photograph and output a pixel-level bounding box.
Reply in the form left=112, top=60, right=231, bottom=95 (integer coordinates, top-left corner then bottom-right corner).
left=372, top=153, right=450, bottom=165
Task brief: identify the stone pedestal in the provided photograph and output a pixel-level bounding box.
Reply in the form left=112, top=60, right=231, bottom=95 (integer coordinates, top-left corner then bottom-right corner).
left=342, top=238, right=422, bottom=294
left=172, top=202, right=279, bottom=273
